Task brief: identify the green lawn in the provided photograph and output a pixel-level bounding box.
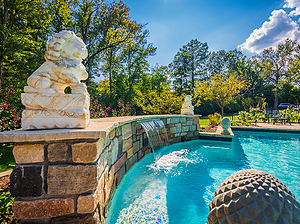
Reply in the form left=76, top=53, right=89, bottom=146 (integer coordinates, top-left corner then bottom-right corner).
left=0, top=144, right=16, bottom=173
left=199, top=113, right=239, bottom=127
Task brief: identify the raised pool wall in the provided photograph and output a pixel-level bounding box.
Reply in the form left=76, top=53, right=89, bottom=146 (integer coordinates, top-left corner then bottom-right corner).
left=0, top=115, right=200, bottom=223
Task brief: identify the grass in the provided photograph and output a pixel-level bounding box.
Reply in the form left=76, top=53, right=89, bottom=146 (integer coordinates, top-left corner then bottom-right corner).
left=0, top=144, right=16, bottom=173
left=199, top=113, right=239, bottom=127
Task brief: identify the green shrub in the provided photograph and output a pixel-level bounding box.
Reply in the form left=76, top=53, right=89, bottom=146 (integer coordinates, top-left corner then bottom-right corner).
left=208, top=112, right=221, bottom=127
left=0, top=190, right=17, bottom=223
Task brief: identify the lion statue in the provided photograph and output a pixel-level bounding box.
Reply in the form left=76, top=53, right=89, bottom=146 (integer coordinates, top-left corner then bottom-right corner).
left=24, top=30, right=88, bottom=94
left=181, top=95, right=194, bottom=115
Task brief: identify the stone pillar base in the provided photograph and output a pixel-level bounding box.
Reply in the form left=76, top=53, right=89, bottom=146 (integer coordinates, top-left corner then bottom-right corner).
left=22, top=109, right=90, bottom=130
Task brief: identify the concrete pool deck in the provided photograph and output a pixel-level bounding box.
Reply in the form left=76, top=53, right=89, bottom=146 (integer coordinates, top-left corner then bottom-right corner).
left=232, top=122, right=300, bottom=133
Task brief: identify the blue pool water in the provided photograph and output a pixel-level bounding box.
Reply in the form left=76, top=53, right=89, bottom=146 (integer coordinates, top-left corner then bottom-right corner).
left=105, top=131, right=300, bottom=223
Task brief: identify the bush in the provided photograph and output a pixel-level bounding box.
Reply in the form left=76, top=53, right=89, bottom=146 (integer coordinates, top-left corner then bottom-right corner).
left=208, top=112, right=221, bottom=127
left=112, top=99, right=132, bottom=117
left=0, top=190, right=17, bottom=223
left=90, top=96, right=111, bottom=118
left=0, top=85, right=22, bottom=132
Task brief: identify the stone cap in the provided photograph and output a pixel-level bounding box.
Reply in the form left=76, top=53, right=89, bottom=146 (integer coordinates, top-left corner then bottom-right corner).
left=0, top=115, right=200, bottom=143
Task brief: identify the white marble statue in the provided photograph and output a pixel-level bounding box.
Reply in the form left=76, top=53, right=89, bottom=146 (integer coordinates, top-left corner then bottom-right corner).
left=21, top=30, right=90, bottom=130
left=181, top=95, right=194, bottom=115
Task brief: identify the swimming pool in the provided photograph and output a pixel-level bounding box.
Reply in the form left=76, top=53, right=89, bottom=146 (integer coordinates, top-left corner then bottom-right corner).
left=105, top=131, right=300, bottom=223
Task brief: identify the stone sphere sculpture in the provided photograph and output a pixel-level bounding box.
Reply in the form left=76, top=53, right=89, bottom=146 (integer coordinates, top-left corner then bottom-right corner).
left=207, top=169, right=300, bottom=224
left=220, top=117, right=231, bottom=135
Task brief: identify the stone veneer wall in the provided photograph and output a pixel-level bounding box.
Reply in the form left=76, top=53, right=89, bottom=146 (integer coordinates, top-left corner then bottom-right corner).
left=4, top=115, right=200, bottom=223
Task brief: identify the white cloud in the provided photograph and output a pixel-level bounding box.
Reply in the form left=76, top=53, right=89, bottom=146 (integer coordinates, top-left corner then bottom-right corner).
left=283, top=0, right=300, bottom=16
left=239, top=9, right=300, bottom=54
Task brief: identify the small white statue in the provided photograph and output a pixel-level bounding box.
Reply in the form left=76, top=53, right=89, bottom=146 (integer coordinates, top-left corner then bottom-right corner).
left=21, top=30, right=90, bottom=130
left=220, top=117, right=231, bottom=135
left=181, top=95, right=194, bottom=115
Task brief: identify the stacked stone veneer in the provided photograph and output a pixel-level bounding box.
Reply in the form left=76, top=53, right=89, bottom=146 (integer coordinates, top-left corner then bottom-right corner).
left=5, top=115, right=200, bottom=223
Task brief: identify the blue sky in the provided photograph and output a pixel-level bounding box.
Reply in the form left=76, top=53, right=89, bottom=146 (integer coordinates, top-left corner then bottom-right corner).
left=122, top=0, right=300, bottom=67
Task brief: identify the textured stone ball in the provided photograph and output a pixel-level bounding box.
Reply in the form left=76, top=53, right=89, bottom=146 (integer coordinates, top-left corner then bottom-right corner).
left=220, top=117, right=231, bottom=130
left=207, top=169, right=300, bottom=224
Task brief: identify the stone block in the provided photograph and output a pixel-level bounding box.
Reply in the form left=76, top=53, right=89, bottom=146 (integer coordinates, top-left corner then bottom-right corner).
left=77, top=170, right=105, bottom=214
left=109, top=129, right=115, bottom=139
left=144, top=148, right=151, bottom=156
left=13, top=198, right=74, bottom=219
left=194, top=131, right=200, bottom=136
left=117, top=135, right=122, bottom=142
left=77, top=194, right=96, bottom=214
left=117, top=141, right=123, bottom=158
left=137, top=150, right=144, bottom=161
left=189, top=125, right=197, bottom=131
left=13, top=143, right=44, bottom=164
left=180, top=117, right=186, bottom=123
left=181, top=132, right=187, bottom=136
left=22, top=107, right=89, bottom=130
left=187, top=117, right=194, bottom=120
left=116, top=165, right=125, bottom=187
left=133, top=141, right=140, bottom=154
left=193, top=117, right=199, bottom=123
left=97, top=149, right=108, bottom=179
left=122, top=123, right=132, bottom=140
left=72, top=141, right=102, bottom=163
left=104, top=166, right=115, bottom=204
left=187, top=131, right=194, bottom=138
left=170, top=126, right=177, bottom=134
left=48, top=143, right=68, bottom=162
left=114, top=153, right=126, bottom=173
left=132, top=134, right=136, bottom=142
left=176, top=123, right=182, bottom=133
left=136, top=128, right=143, bottom=135
left=173, top=136, right=181, bottom=143
left=10, top=165, right=43, bottom=197
left=166, top=124, right=175, bottom=128
left=167, top=118, right=171, bottom=124
left=170, top=117, right=180, bottom=124
left=182, top=126, right=189, bottom=132
left=47, top=165, right=97, bottom=195
left=143, top=137, right=148, bottom=147
left=123, top=137, right=132, bottom=152
left=50, top=213, right=99, bottom=224
left=110, top=137, right=119, bottom=164
left=187, top=120, right=193, bottom=126
left=115, top=126, right=122, bottom=136
left=126, top=147, right=133, bottom=159
left=125, top=153, right=137, bottom=173
left=197, top=123, right=201, bottom=130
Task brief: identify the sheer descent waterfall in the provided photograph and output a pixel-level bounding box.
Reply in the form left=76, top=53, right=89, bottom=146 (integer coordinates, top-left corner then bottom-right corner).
left=140, top=120, right=169, bottom=152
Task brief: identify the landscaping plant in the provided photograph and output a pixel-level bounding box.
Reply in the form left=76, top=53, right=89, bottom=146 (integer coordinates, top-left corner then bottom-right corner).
left=0, top=190, right=17, bottom=224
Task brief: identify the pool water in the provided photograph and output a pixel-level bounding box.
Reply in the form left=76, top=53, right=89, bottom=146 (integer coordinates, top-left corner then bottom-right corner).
left=105, top=131, right=300, bottom=223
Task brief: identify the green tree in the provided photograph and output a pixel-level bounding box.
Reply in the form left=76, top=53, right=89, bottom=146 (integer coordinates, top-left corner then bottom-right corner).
left=170, top=39, right=209, bottom=94
left=253, top=39, right=298, bottom=108
left=206, top=49, right=246, bottom=77
left=0, top=0, right=52, bottom=89
left=135, top=87, right=185, bottom=115
left=119, top=30, right=156, bottom=104
left=195, top=73, right=247, bottom=116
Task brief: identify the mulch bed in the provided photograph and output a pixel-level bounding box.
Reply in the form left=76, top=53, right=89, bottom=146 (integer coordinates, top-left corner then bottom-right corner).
left=0, top=175, right=10, bottom=193
left=202, top=125, right=218, bottom=132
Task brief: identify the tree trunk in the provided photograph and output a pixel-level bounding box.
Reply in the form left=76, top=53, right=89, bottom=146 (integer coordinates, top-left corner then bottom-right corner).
left=274, top=89, right=278, bottom=108
left=221, top=107, right=224, bottom=117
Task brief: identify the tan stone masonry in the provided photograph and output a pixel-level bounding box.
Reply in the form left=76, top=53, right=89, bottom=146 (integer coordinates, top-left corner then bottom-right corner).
left=0, top=115, right=200, bottom=223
